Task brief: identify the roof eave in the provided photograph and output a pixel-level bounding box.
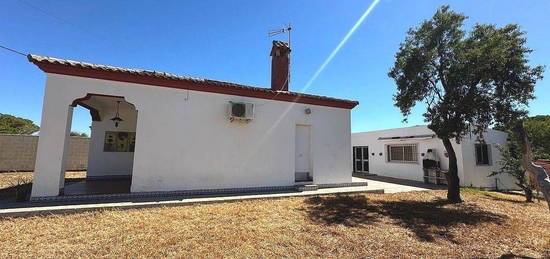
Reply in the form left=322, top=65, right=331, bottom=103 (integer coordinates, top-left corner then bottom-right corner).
left=29, top=56, right=358, bottom=109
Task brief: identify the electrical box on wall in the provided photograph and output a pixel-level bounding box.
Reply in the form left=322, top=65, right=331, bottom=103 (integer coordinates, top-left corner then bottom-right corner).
left=228, top=101, right=254, bottom=122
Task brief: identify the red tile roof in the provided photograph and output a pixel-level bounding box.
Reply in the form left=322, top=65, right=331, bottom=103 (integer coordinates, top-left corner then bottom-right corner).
left=28, top=54, right=358, bottom=109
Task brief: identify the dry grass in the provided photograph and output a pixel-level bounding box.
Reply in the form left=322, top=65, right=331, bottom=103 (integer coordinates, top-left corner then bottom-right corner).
left=0, top=190, right=548, bottom=258
left=0, top=171, right=85, bottom=200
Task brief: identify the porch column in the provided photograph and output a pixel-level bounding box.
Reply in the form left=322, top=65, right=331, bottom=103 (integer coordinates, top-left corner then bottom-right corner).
left=31, top=87, right=74, bottom=198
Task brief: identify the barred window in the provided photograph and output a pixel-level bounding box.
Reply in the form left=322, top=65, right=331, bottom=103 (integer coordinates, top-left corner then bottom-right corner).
left=387, top=144, right=417, bottom=163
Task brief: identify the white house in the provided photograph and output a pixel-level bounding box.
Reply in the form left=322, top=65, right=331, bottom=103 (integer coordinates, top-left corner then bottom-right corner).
left=351, top=125, right=517, bottom=190
left=29, top=41, right=359, bottom=199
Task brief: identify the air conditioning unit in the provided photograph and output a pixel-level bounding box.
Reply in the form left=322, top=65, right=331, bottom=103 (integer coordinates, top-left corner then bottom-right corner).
left=228, top=101, right=254, bottom=121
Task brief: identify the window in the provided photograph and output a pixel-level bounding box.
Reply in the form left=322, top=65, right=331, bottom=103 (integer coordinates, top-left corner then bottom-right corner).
left=475, top=143, right=491, bottom=165
left=387, top=144, right=417, bottom=163
left=104, top=131, right=136, bottom=152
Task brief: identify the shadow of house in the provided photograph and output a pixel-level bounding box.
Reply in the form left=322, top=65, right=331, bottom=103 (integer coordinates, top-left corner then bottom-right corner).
left=0, top=182, right=32, bottom=201
left=0, top=178, right=83, bottom=202
left=303, top=195, right=507, bottom=243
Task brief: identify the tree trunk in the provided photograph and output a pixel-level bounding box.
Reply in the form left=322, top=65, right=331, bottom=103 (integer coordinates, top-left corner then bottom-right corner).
left=513, top=121, right=550, bottom=211
left=441, top=138, right=463, bottom=203
left=523, top=186, right=534, bottom=203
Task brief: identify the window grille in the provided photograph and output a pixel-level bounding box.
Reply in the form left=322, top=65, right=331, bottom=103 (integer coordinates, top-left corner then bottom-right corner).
left=387, top=144, right=418, bottom=163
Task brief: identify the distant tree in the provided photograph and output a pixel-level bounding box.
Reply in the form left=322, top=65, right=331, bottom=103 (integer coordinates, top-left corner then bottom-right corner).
left=0, top=113, right=39, bottom=134
left=70, top=131, right=89, bottom=137
left=490, top=140, right=534, bottom=202
left=524, top=115, right=550, bottom=160
left=388, top=6, right=544, bottom=203
left=513, top=121, right=550, bottom=211
left=494, top=115, right=550, bottom=208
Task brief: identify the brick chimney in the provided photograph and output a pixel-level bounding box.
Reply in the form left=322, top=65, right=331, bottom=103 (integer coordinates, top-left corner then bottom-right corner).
left=270, top=40, right=291, bottom=91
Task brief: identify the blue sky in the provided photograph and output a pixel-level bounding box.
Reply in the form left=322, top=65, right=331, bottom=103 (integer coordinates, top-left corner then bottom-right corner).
left=1, top=0, right=548, bottom=135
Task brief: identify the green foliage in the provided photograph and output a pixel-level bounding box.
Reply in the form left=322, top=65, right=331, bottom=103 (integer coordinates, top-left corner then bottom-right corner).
left=388, top=5, right=544, bottom=202
left=0, top=113, right=39, bottom=135
left=460, top=187, right=501, bottom=198
left=389, top=5, right=544, bottom=140
left=490, top=141, right=534, bottom=201
left=523, top=115, right=550, bottom=159
left=70, top=131, right=89, bottom=137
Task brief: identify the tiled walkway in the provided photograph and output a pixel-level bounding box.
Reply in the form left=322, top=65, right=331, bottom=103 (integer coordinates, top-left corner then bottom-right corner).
left=363, top=175, right=445, bottom=193
left=63, top=178, right=369, bottom=196
left=0, top=176, right=439, bottom=217
left=0, top=184, right=384, bottom=217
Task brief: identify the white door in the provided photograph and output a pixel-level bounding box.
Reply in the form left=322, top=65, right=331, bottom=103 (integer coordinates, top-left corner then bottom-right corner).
left=295, top=125, right=311, bottom=181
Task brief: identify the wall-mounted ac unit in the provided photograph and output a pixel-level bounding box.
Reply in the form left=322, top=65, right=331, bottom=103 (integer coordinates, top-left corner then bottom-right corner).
left=228, top=101, right=254, bottom=121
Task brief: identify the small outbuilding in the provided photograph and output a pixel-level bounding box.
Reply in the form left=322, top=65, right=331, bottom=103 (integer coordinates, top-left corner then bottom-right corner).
left=29, top=41, right=359, bottom=199
left=352, top=125, right=517, bottom=190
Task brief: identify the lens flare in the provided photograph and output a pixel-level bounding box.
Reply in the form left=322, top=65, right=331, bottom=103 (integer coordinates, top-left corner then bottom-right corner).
left=302, top=0, right=381, bottom=92
left=239, top=0, right=381, bottom=170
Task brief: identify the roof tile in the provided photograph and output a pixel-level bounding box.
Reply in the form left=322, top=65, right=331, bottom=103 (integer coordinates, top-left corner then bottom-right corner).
left=27, top=54, right=358, bottom=108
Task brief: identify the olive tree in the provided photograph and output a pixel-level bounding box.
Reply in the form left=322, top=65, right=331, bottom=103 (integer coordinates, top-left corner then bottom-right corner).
left=490, top=140, right=534, bottom=202
left=388, top=6, right=544, bottom=203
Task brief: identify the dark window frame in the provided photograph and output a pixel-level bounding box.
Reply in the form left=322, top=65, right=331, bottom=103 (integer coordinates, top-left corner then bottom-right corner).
left=475, top=143, right=491, bottom=165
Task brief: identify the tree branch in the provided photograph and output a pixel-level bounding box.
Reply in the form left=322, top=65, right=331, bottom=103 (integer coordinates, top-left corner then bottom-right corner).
left=513, top=120, right=550, bottom=211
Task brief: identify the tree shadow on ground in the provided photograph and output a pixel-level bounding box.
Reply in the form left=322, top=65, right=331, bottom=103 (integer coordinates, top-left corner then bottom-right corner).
left=499, top=253, right=538, bottom=259
left=303, top=195, right=508, bottom=243
left=487, top=195, right=530, bottom=204
left=303, top=195, right=381, bottom=227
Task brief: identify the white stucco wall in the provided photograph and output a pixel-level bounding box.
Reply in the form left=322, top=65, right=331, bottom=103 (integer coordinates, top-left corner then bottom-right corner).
left=352, top=126, right=463, bottom=182
left=352, top=126, right=515, bottom=189
left=87, top=102, right=137, bottom=179
left=459, top=129, right=515, bottom=189
left=31, top=73, right=352, bottom=197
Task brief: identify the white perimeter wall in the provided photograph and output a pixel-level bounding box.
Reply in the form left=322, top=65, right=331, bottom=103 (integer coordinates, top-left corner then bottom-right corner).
left=352, top=126, right=516, bottom=189
left=32, top=73, right=351, bottom=196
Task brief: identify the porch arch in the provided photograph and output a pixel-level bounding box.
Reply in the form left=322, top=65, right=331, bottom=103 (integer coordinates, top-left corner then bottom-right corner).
left=31, top=92, right=140, bottom=198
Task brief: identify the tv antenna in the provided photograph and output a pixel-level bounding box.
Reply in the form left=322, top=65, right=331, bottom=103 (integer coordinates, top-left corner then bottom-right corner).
left=268, top=24, right=292, bottom=48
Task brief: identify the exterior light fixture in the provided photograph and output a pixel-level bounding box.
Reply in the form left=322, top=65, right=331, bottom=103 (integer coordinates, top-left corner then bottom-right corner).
left=110, top=101, right=123, bottom=127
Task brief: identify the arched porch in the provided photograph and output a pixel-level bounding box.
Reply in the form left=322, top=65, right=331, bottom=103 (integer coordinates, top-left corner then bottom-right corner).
left=31, top=93, right=139, bottom=197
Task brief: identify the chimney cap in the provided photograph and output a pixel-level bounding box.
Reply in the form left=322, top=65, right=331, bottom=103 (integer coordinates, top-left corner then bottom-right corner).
left=270, top=40, right=291, bottom=56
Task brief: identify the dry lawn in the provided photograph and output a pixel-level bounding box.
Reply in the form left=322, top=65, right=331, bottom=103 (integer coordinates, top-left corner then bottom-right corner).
left=0, top=189, right=548, bottom=258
